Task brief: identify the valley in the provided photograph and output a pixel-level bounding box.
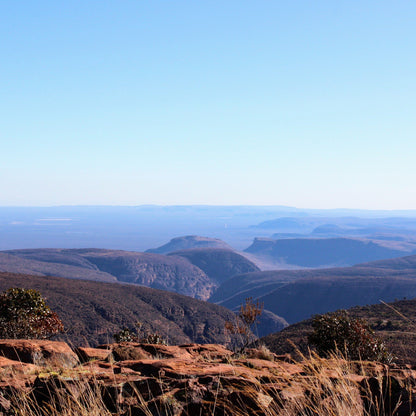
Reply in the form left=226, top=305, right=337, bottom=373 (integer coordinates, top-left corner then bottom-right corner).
left=2, top=207, right=416, bottom=345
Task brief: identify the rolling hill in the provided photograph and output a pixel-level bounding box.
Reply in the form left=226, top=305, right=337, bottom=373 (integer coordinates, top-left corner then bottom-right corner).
left=0, top=272, right=237, bottom=347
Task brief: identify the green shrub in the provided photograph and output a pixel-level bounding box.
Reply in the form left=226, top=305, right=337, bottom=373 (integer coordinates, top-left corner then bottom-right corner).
left=113, top=321, right=167, bottom=345
left=308, top=310, right=392, bottom=363
left=113, top=327, right=138, bottom=342
left=0, top=288, right=64, bottom=339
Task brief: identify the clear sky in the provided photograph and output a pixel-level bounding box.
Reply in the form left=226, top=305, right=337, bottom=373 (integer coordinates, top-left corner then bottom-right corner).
left=1, top=1, right=415, bottom=209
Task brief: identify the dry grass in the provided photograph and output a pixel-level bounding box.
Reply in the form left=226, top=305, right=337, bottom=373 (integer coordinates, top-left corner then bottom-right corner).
left=10, top=382, right=113, bottom=416
left=5, top=352, right=413, bottom=416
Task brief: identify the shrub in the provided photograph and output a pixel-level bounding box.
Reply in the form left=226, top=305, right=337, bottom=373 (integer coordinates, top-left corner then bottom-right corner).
left=113, top=321, right=167, bottom=345
left=141, top=333, right=168, bottom=345
left=113, top=327, right=138, bottom=343
left=0, top=288, right=64, bottom=339
left=308, top=310, right=392, bottom=363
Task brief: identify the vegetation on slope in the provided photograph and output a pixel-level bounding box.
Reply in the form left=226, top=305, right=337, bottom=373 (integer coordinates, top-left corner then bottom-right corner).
left=0, top=272, right=237, bottom=347
left=262, top=297, right=416, bottom=365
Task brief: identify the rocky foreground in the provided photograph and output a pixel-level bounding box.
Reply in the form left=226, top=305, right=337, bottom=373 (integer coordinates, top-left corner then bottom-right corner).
left=0, top=340, right=415, bottom=415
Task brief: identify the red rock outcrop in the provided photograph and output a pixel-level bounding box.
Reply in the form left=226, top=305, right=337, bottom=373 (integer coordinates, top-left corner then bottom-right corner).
left=0, top=339, right=79, bottom=368
left=0, top=340, right=415, bottom=415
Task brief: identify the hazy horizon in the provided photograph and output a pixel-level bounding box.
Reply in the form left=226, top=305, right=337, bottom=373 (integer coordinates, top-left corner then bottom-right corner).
left=2, top=205, right=416, bottom=253
left=2, top=203, right=416, bottom=214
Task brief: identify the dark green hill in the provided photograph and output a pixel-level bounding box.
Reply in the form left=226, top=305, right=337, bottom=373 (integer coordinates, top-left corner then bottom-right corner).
left=261, top=298, right=416, bottom=365
left=169, top=248, right=260, bottom=284
left=0, top=272, right=236, bottom=347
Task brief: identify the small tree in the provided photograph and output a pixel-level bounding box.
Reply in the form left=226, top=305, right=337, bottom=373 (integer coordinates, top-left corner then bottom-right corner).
left=0, top=288, right=64, bottom=339
left=308, top=310, right=392, bottom=363
left=225, top=297, right=263, bottom=351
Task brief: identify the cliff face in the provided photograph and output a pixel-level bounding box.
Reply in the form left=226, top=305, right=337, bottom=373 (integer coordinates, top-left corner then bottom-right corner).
left=169, top=248, right=260, bottom=284
left=81, top=250, right=215, bottom=299
left=0, top=340, right=415, bottom=416
left=1, top=249, right=216, bottom=299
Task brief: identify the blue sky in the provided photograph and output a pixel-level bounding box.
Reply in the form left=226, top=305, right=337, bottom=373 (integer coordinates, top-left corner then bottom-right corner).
left=1, top=1, right=415, bottom=209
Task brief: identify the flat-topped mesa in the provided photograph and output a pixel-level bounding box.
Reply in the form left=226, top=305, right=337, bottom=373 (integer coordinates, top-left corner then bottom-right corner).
left=146, top=235, right=233, bottom=254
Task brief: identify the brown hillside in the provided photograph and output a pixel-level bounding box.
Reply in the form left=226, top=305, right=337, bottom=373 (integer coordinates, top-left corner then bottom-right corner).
left=0, top=272, right=236, bottom=347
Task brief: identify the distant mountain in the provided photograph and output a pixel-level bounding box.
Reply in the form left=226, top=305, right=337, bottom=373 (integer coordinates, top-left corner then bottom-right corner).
left=0, top=272, right=237, bottom=347
left=2, top=249, right=215, bottom=300
left=169, top=248, right=260, bottom=284
left=253, top=216, right=416, bottom=245
left=254, top=217, right=318, bottom=232
left=254, top=216, right=416, bottom=232
left=261, top=297, right=416, bottom=365
left=146, top=235, right=232, bottom=254
left=210, top=253, right=416, bottom=334
left=244, top=237, right=412, bottom=268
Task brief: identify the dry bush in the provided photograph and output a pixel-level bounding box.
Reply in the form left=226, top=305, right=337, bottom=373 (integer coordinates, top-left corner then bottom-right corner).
left=225, top=297, right=263, bottom=350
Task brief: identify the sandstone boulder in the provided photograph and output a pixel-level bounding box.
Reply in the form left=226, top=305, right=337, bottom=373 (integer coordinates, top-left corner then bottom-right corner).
left=0, top=340, right=79, bottom=368
left=74, top=347, right=112, bottom=363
